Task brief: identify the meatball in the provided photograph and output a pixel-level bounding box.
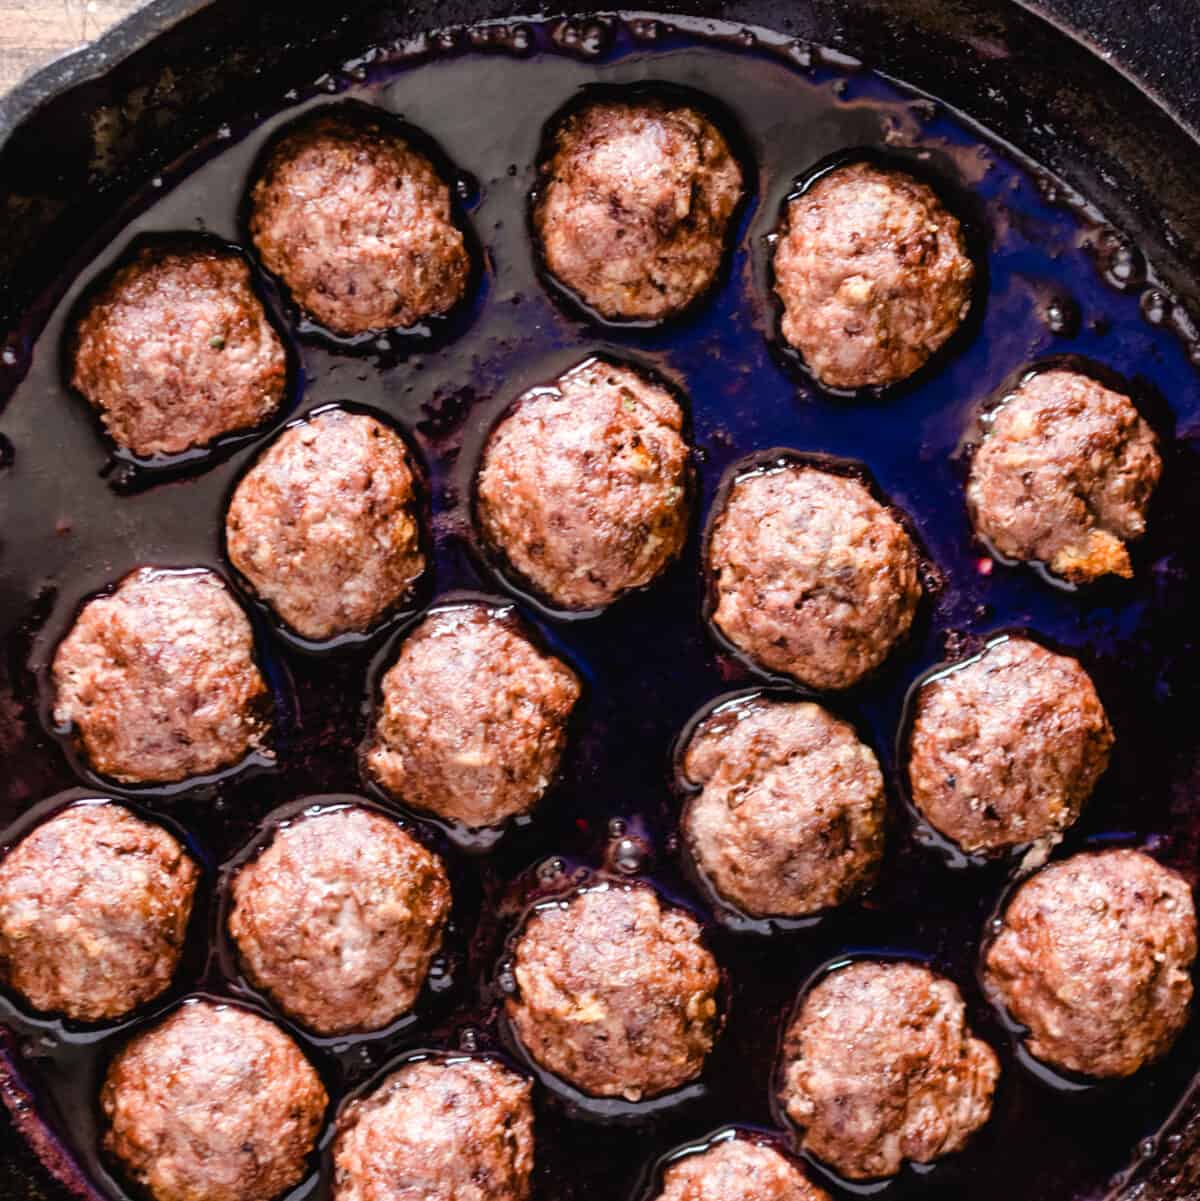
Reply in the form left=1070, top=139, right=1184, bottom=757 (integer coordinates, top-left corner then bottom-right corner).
left=533, top=98, right=744, bottom=321
left=226, top=408, right=426, bottom=641
left=249, top=109, right=470, bottom=335
left=984, top=849, right=1196, bottom=1078
left=681, top=698, right=885, bottom=920
left=52, top=568, right=271, bottom=785
left=228, top=805, right=451, bottom=1036
left=366, top=603, right=580, bottom=830
left=476, top=358, right=692, bottom=611
left=654, top=1136, right=831, bottom=1201
left=778, top=961, right=998, bottom=1181
left=967, top=368, right=1162, bottom=584
left=332, top=1056, right=534, bottom=1201
left=505, top=883, right=721, bottom=1101
left=102, top=1001, right=327, bottom=1201
left=706, top=464, right=922, bottom=690
left=906, top=636, right=1113, bottom=854
left=773, top=162, right=974, bottom=390
left=71, top=244, right=287, bottom=458
left=0, top=802, right=198, bottom=1022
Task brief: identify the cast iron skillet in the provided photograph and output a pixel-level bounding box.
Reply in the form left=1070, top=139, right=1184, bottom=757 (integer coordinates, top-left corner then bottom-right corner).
left=2, top=3, right=1200, bottom=1200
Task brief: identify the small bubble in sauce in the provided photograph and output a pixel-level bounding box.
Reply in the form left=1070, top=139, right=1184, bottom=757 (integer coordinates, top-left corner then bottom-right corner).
left=1043, top=295, right=1081, bottom=337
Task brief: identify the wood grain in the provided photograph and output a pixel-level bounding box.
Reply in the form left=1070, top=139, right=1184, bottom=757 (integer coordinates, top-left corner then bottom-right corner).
left=0, top=0, right=144, bottom=92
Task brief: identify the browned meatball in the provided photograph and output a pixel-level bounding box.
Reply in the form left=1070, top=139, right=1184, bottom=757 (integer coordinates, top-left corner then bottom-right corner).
left=228, top=806, right=450, bottom=1036
left=654, top=1136, right=831, bottom=1201
left=706, top=464, right=922, bottom=690
left=967, top=369, right=1162, bottom=583
left=681, top=698, right=885, bottom=919
left=533, top=98, right=744, bottom=321
left=906, top=636, right=1113, bottom=854
left=249, top=109, right=470, bottom=336
left=984, top=849, right=1196, bottom=1079
left=102, top=1001, right=327, bottom=1201
left=773, top=162, right=974, bottom=390
left=52, top=568, right=271, bottom=785
left=226, top=408, right=426, bottom=641
left=71, top=244, right=287, bottom=458
left=332, top=1056, right=534, bottom=1201
left=0, top=803, right=198, bottom=1022
left=778, top=961, right=999, bottom=1181
left=366, top=603, right=580, bottom=830
left=476, top=358, right=691, bottom=611
left=506, top=883, right=721, bottom=1101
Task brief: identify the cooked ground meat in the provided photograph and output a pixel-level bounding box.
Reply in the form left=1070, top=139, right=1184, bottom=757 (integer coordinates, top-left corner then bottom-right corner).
left=226, top=408, right=426, bottom=641
left=0, top=803, right=198, bottom=1022
left=778, top=960, right=999, bottom=1181
left=228, top=805, right=451, bottom=1035
left=102, top=1001, right=327, bottom=1201
left=505, top=883, right=721, bottom=1101
left=52, top=568, right=271, bottom=785
left=681, top=698, right=885, bottom=919
left=906, top=636, right=1113, bottom=854
left=249, top=108, right=470, bottom=336
left=366, top=603, right=581, bottom=829
left=533, top=98, right=744, bottom=321
left=706, top=464, right=922, bottom=690
left=967, top=368, right=1162, bottom=584
left=773, top=162, right=974, bottom=390
left=654, top=1136, right=831, bottom=1201
left=332, top=1056, right=534, bottom=1201
left=476, top=358, right=692, bottom=611
left=984, top=849, right=1196, bottom=1078
left=70, top=244, right=287, bottom=458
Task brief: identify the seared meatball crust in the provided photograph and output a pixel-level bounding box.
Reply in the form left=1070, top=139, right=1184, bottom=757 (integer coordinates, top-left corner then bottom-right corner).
left=533, top=92, right=745, bottom=322
left=967, top=367, right=1162, bottom=584
left=906, top=636, right=1113, bottom=855
left=70, top=240, right=287, bottom=459
left=984, top=849, right=1196, bottom=1079
left=228, top=805, right=451, bottom=1036
left=773, top=160, right=974, bottom=391
left=505, top=883, right=722, bottom=1101
left=653, top=1135, right=831, bottom=1201
left=249, top=105, right=472, bottom=336
left=102, top=1000, right=327, bottom=1201
left=332, top=1055, right=534, bottom=1201
left=476, top=358, right=692, bottom=612
left=0, top=802, right=198, bottom=1022
left=679, top=696, right=886, bottom=920
left=51, top=568, right=271, bottom=786
left=706, top=461, right=923, bottom=691
left=778, top=960, right=999, bottom=1181
left=226, top=407, right=427, bottom=642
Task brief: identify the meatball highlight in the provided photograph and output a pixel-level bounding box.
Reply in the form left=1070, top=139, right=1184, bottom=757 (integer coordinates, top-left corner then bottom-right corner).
left=773, top=162, right=974, bottom=390
left=332, top=1056, right=534, bottom=1201
left=506, top=884, right=721, bottom=1101
left=681, top=698, right=885, bottom=919
left=366, top=603, right=581, bottom=830
left=533, top=97, right=744, bottom=322
left=226, top=408, right=426, bottom=642
left=249, top=108, right=471, bottom=335
left=476, top=358, right=692, bottom=611
left=229, top=806, right=451, bottom=1036
left=52, top=568, right=270, bottom=785
left=102, top=1001, right=327, bottom=1201
left=984, top=849, right=1196, bottom=1079
left=71, top=243, right=287, bottom=458
left=778, top=961, right=998, bottom=1181
left=967, top=368, right=1162, bottom=584
left=906, top=636, right=1113, bottom=855
left=0, top=803, right=198, bottom=1022
left=654, top=1136, right=831, bottom=1201
left=706, top=464, right=922, bottom=690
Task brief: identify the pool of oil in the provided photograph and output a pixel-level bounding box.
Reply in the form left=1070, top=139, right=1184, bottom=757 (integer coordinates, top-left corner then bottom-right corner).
left=0, top=13, right=1199, bottom=1201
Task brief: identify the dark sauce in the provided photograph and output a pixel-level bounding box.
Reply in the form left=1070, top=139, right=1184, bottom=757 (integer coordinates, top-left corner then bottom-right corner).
left=0, top=13, right=1198, bottom=1201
